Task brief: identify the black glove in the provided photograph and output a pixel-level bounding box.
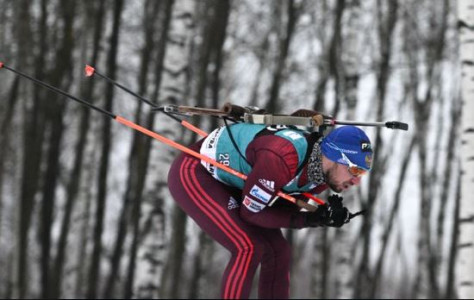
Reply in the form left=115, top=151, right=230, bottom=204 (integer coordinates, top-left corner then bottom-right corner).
left=303, top=195, right=351, bottom=228
left=302, top=204, right=330, bottom=227
left=327, top=194, right=345, bottom=209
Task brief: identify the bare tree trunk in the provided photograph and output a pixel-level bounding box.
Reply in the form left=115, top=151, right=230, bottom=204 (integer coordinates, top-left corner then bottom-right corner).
left=329, top=2, right=361, bottom=297
left=444, top=98, right=461, bottom=299
left=0, top=0, right=9, bottom=54
left=162, top=1, right=226, bottom=297
left=312, top=1, right=330, bottom=112
left=123, top=0, right=175, bottom=298
left=435, top=98, right=458, bottom=290
left=15, top=0, right=42, bottom=297
left=102, top=1, right=162, bottom=296
left=171, top=1, right=230, bottom=297
left=342, top=0, right=361, bottom=119
left=162, top=205, right=188, bottom=298
left=248, top=31, right=270, bottom=108
left=456, top=0, right=474, bottom=297
left=409, top=3, right=448, bottom=297
left=266, top=0, right=300, bottom=113
left=51, top=2, right=105, bottom=298
left=311, top=228, right=330, bottom=299
left=87, top=1, right=125, bottom=298
left=326, top=0, right=345, bottom=117
left=193, top=0, right=217, bottom=110
left=0, top=76, right=19, bottom=299
left=210, top=0, right=230, bottom=129
left=38, top=2, right=76, bottom=297
left=159, top=1, right=197, bottom=298
left=311, top=0, right=342, bottom=114
left=188, top=231, right=211, bottom=298
left=74, top=149, right=97, bottom=297
left=442, top=97, right=461, bottom=299
left=133, top=193, right=166, bottom=298
left=0, top=77, right=20, bottom=242
left=446, top=171, right=461, bottom=299
left=370, top=135, right=416, bottom=297
left=426, top=5, right=449, bottom=296
left=353, top=1, right=398, bottom=298
left=130, top=2, right=176, bottom=297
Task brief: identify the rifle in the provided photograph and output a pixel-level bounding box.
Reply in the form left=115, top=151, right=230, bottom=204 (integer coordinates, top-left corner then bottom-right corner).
left=156, top=103, right=409, bottom=131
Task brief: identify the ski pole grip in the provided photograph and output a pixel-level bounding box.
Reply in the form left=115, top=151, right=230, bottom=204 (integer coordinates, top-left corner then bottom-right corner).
left=385, top=121, right=409, bottom=131
left=222, top=103, right=247, bottom=119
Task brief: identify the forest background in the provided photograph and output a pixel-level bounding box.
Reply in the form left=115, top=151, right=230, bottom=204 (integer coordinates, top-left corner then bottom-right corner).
left=0, top=0, right=472, bottom=299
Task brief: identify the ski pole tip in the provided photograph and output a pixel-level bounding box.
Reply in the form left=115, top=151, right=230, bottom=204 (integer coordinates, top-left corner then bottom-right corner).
left=84, top=65, right=95, bottom=77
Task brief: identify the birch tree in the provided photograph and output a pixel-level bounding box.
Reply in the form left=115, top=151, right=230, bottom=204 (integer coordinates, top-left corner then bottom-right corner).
left=51, top=2, right=105, bottom=297
left=86, top=1, right=125, bottom=298
left=124, top=0, right=174, bottom=297
left=102, top=1, right=163, bottom=296
left=16, top=1, right=41, bottom=297
left=159, top=0, right=198, bottom=297
left=266, top=0, right=301, bottom=113
left=456, top=0, right=474, bottom=298
left=353, top=2, right=399, bottom=297
left=188, top=0, right=230, bottom=297
left=38, top=2, right=77, bottom=297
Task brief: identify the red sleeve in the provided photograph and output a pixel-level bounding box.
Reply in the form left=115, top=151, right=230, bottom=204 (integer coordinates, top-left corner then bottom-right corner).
left=238, top=135, right=306, bottom=228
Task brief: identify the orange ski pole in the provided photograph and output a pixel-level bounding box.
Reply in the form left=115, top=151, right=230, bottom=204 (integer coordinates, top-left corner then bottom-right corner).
left=1, top=62, right=319, bottom=211
left=84, top=65, right=208, bottom=138
left=83, top=65, right=325, bottom=206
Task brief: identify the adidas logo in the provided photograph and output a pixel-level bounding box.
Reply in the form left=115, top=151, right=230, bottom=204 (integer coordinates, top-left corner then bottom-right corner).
left=227, top=197, right=240, bottom=210
left=258, top=179, right=275, bottom=192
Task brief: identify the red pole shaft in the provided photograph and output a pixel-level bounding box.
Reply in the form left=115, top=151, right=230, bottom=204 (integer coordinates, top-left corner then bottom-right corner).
left=115, top=116, right=320, bottom=210
left=181, top=120, right=208, bottom=137
left=1, top=62, right=322, bottom=209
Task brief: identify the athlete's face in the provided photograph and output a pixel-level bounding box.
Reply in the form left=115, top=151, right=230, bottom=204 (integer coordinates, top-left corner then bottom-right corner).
left=325, top=163, right=362, bottom=193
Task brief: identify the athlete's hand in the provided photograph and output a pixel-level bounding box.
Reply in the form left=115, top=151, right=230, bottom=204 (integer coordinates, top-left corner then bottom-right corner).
left=303, top=195, right=350, bottom=228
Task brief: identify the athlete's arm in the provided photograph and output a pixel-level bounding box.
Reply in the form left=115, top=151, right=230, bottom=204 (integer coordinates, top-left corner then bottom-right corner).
left=239, top=135, right=306, bottom=228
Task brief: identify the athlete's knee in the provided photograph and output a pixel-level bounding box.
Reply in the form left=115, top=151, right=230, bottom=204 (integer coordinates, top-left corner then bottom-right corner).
left=229, top=239, right=266, bottom=262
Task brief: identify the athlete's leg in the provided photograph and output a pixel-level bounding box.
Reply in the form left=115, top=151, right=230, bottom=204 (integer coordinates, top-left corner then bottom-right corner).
left=168, top=153, right=270, bottom=299
left=257, top=228, right=292, bottom=299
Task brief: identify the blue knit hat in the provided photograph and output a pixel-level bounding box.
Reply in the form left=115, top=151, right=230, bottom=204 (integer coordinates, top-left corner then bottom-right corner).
left=320, top=126, right=373, bottom=171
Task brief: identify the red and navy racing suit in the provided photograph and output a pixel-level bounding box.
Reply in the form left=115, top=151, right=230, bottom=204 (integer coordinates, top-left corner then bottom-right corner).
left=167, top=125, right=327, bottom=299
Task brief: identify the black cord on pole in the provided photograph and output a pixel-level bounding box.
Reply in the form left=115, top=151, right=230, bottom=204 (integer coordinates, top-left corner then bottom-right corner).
left=88, top=67, right=192, bottom=126
left=93, top=69, right=156, bottom=108
left=2, top=64, right=116, bottom=119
